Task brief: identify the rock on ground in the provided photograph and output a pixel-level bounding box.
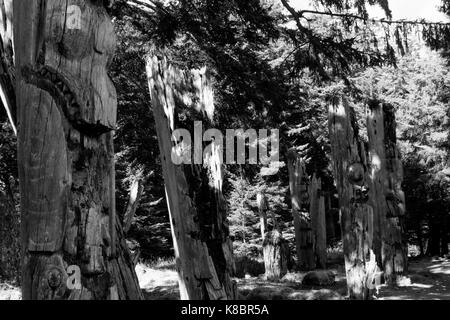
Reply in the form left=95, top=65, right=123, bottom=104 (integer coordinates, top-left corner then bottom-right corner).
left=302, top=270, right=336, bottom=286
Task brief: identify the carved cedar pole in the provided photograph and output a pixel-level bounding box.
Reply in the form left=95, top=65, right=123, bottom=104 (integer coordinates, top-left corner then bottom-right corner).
left=309, top=174, right=327, bottom=269
left=263, top=230, right=289, bottom=281
left=317, top=195, right=327, bottom=265
left=147, top=56, right=237, bottom=300
left=367, top=101, right=407, bottom=285
left=13, top=0, right=143, bottom=299
left=328, top=97, right=376, bottom=299
left=287, top=150, right=314, bottom=270
left=257, top=192, right=268, bottom=240
left=258, top=191, right=289, bottom=280
left=382, top=104, right=408, bottom=283
left=367, top=100, right=384, bottom=266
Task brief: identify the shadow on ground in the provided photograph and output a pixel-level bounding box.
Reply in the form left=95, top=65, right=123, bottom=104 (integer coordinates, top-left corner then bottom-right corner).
left=137, top=257, right=450, bottom=300
left=378, top=257, right=450, bottom=300
left=1, top=257, right=450, bottom=300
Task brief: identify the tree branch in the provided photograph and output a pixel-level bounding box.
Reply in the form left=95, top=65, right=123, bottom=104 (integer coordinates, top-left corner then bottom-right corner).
left=296, top=9, right=450, bottom=27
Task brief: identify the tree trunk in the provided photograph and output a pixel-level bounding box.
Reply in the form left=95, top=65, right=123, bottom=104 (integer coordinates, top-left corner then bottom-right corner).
left=328, top=97, right=376, bottom=300
left=147, top=55, right=237, bottom=300
left=14, top=0, right=142, bottom=300
left=287, top=150, right=314, bottom=270
left=263, top=230, right=289, bottom=281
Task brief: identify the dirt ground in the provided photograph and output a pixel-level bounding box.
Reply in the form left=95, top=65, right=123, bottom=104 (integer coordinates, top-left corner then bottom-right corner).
left=377, top=257, right=450, bottom=300
left=1, top=257, right=449, bottom=300
left=137, top=257, right=450, bottom=300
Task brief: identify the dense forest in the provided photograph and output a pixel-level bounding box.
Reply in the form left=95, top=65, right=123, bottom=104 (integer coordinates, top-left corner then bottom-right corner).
left=0, top=0, right=450, bottom=301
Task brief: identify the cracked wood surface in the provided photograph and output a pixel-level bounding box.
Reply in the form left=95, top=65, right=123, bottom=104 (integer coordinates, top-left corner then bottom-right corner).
left=328, top=97, right=377, bottom=300
left=309, top=174, right=327, bottom=269
left=367, top=100, right=407, bottom=285
left=14, top=0, right=142, bottom=300
left=147, top=55, right=237, bottom=300
left=287, top=150, right=315, bottom=270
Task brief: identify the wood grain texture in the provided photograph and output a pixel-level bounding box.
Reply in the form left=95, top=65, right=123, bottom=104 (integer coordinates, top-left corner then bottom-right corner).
left=147, top=55, right=237, bottom=300
left=14, top=0, right=142, bottom=300
left=263, top=230, right=289, bottom=281
left=287, top=150, right=314, bottom=270
left=257, top=192, right=268, bottom=241
left=309, top=174, right=326, bottom=269
left=367, top=99, right=385, bottom=266
left=367, top=102, right=407, bottom=284
left=328, top=97, right=376, bottom=300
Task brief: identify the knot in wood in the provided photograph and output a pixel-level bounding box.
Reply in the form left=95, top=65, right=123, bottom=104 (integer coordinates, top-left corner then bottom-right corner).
left=347, top=163, right=365, bottom=186
left=352, top=187, right=369, bottom=204
left=47, top=267, right=63, bottom=289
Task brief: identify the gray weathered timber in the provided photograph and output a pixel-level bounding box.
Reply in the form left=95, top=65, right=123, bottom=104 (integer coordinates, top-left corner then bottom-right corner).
left=328, top=97, right=376, bottom=300
left=147, top=56, right=237, bottom=300
left=287, top=150, right=314, bottom=270
left=367, top=101, right=407, bottom=284
left=309, top=174, right=327, bottom=269
left=14, top=0, right=142, bottom=300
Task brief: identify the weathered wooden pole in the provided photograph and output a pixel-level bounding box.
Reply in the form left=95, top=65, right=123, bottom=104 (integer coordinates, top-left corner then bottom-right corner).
left=257, top=192, right=268, bottom=241
left=328, top=97, right=376, bottom=299
left=367, top=99, right=385, bottom=266
left=367, top=100, right=407, bottom=285
left=309, top=174, right=327, bottom=269
left=13, top=0, right=143, bottom=299
left=258, top=191, right=289, bottom=280
left=382, top=103, right=408, bottom=283
left=147, top=56, right=237, bottom=300
left=287, top=150, right=315, bottom=270
left=263, top=230, right=289, bottom=281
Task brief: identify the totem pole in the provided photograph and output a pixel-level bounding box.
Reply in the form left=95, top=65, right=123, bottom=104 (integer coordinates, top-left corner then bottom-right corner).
left=147, top=56, right=237, bottom=300
left=14, top=0, right=142, bottom=300
left=329, top=97, right=377, bottom=299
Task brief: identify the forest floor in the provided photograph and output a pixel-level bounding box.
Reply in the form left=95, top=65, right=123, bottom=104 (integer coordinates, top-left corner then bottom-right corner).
left=138, top=256, right=450, bottom=300
left=1, top=256, right=449, bottom=300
